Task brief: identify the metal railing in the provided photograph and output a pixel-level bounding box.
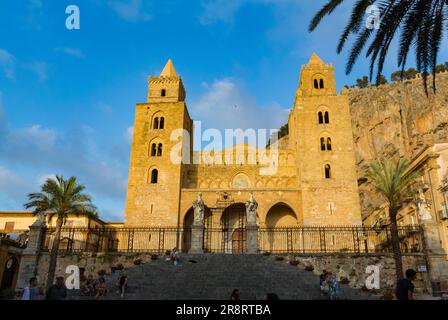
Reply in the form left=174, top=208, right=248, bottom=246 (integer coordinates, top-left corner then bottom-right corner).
left=40, top=225, right=424, bottom=255
left=41, top=227, right=187, bottom=254
left=258, top=225, right=424, bottom=254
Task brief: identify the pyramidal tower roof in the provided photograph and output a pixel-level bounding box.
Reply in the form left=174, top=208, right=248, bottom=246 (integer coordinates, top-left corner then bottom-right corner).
left=308, top=53, right=325, bottom=66
left=160, top=59, right=177, bottom=77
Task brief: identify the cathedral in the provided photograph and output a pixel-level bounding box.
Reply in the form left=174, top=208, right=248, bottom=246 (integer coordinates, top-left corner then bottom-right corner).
left=124, top=53, right=362, bottom=234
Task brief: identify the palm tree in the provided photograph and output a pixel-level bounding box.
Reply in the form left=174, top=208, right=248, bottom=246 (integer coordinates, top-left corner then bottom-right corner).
left=309, top=0, right=448, bottom=94
left=367, top=158, right=418, bottom=281
left=24, top=175, right=97, bottom=289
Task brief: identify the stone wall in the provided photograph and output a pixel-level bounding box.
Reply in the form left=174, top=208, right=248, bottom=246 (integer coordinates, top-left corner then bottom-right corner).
left=33, top=252, right=429, bottom=296
left=288, top=254, right=429, bottom=295
left=33, top=252, right=158, bottom=288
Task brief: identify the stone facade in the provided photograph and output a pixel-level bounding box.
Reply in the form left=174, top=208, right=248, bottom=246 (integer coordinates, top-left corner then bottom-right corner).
left=125, top=54, right=362, bottom=230
left=348, top=75, right=448, bottom=285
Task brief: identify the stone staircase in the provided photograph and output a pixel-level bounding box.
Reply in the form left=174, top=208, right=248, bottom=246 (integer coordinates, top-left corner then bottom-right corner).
left=69, top=254, right=379, bottom=300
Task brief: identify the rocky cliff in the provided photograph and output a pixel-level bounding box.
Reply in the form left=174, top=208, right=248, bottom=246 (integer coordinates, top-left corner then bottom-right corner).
left=346, top=72, right=448, bottom=219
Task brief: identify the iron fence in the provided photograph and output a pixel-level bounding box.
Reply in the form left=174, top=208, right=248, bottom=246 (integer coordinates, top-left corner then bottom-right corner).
left=40, top=225, right=424, bottom=255
left=41, top=227, right=187, bottom=254
left=259, top=225, right=424, bottom=254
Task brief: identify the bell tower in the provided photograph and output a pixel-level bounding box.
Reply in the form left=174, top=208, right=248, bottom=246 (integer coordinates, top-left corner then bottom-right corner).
left=125, top=59, right=193, bottom=227
left=289, top=53, right=362, bottom=225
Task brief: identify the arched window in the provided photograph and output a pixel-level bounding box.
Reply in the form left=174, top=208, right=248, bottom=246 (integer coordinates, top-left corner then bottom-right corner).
left=320, top=79, right=324, bottom=89
left=324, top=112, right=329, bottom=124
left=151, top=169, right=158, bottom=184
left=320, top=138, right=326, bottom=151
left=325, top=164, right=331, bottom=179
left=153, top=117, right=159, bottom=129
left=157, top=143, right=163, bottom=157
left=318, top=112, right=324, bottom=124
left=161, top=89, right=166, bottom=97
left=314, top=79, right=319, bottom=89
left=159, top=117, right=165, bottom=129
left=327, top=138, right=332, bottom=151
left=151, top=143, right=157, bottom=157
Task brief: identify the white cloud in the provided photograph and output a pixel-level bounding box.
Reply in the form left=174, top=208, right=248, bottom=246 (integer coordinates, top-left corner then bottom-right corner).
left=191, top=78, right=288, bottom=147
left=13, top=125, right=57, bottom=151
left=0, top=166, right=25, bottom=193
left=108, top=0, right=152, bottom=22
left=28, top=61, right=48, bottom=82
left=0, top=96, right=130, bottom=221
left=199, top=0, right=243, bottom=25
left=0, top=48, right=16, bottom=80
left=125, top=126, right=134, bottom=144
left=37, top=173, right=57, bottom=186
left=55, top=47, right=85, bottom=59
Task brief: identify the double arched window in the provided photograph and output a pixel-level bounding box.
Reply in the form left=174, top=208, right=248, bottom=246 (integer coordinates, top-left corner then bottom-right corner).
left=313, top=78, right=325, bottom=89
left=151, top=143, right=163, bottom=157
left=318, top=111, right=330, bottom=124
left=153, top=117, right=165, bottom=129
left=320, top=137, right=332, bottom=151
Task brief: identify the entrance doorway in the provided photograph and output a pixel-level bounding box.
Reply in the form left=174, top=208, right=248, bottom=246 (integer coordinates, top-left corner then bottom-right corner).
left=221, top=203, right=247, bottom=253
left=231, top=228, right=246, bottom=253
left=1, top=256, right=19, bottom=290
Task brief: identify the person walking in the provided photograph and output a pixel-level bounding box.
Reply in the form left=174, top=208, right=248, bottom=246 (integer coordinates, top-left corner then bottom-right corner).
left=116, top=274, right=128, bottom=299
left=22, top=277, right=39, bottom=300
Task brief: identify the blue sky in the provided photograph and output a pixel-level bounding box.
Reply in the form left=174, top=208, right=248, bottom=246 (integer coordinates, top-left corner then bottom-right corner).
left=0, top=0, right=447, bottom=221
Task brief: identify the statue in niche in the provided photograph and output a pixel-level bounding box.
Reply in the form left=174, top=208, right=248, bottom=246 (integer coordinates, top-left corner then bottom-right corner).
left=416, top=189, right=432, bottom=221
left=192, top=193, right=205, bottom=225
left=245, top=192, right=258, bottom=225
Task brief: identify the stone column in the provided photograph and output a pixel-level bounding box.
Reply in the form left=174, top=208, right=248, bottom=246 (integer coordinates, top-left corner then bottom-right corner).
left=246, top=225, right=259, bottom=254
left=245, top=193, right=259, bottom=254
left=189, top=223, right=204, bottom=254
left=16, top=220, right=46, bottom=289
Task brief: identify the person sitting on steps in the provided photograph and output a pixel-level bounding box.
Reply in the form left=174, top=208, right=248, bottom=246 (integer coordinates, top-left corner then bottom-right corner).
left=170, top=247, right=180, bottom=266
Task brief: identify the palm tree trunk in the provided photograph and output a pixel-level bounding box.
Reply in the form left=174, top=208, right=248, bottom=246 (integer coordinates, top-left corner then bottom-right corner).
left=46, top=216, right=64, bottom=289
left=389, top=207, right=403, bottom=282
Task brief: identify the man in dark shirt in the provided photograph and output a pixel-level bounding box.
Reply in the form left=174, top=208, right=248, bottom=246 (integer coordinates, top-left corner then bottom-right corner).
left=396, top=269, right=417, bottom=300
left=46, top=276, right=68, bottom=300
